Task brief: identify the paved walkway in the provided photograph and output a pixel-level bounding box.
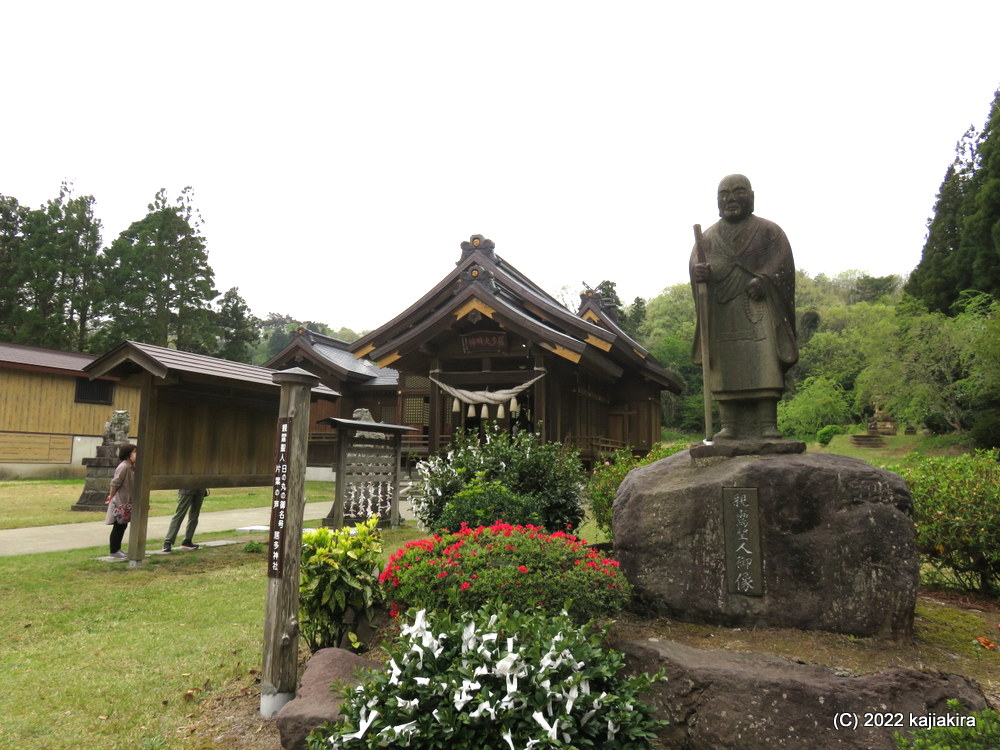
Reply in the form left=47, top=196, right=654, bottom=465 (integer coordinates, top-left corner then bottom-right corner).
left=0, top=502, right=334, bottom=557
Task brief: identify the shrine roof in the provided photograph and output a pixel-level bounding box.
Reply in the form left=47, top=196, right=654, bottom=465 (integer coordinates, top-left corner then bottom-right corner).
left=84, top=341, right=340, bottom=398
left=349, top=235, right=683, bottom=392
left=265, top=329, right=399, bottom=389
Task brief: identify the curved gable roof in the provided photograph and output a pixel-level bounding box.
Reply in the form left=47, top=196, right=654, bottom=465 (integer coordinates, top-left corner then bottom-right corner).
left=349, top=235, right=682, bottom=393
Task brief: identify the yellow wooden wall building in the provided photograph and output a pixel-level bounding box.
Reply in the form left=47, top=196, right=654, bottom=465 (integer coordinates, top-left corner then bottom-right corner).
left=0, top=343, right=140, bottom=476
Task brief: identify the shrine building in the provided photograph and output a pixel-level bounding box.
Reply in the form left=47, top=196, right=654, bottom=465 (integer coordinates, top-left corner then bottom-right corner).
left=267, top=235, right=683, bottom=467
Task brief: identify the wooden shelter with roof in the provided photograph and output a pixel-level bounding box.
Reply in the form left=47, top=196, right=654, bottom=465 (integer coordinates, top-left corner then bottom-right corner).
left=270, top=235, right=682, bottom=466
left=84, top=341, right=339, bottom=561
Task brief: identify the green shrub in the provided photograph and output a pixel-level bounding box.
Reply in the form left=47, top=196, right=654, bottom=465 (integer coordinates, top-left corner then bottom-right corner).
left=777, top=376, right=853, bottom=437
left=436, top=475, right=542, bottom=532
left=379, top=522, right=631, bottom=624
left=971, top=408, right=1000, bottom=449
left=305, top=602, right=666, bottom=749
left=584, top=442, right=686, bottom=539
left=242, top=540, right=263, bottom=553
left=895, top=701, right=1000, bottom=749
left=299, top=517, right=384, bottom=653
left=414, top=426, right=585, bottom=532
left=816, top=424, right=841, bottom=447
left=888, top=450, right=1000, bottom=595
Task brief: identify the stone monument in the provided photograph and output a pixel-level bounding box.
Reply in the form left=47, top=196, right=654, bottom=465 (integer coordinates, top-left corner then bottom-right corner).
left=614, top=176, right=918, bottom=638
left=72, top=410, right=131, bottom=511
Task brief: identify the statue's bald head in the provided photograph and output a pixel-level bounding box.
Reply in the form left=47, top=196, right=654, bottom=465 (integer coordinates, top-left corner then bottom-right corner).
left=717, top=174, right=754, bottom=222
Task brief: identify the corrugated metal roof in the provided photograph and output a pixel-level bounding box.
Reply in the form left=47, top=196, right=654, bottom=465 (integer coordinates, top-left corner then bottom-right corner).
left=0, top=341, right=96, bottom=374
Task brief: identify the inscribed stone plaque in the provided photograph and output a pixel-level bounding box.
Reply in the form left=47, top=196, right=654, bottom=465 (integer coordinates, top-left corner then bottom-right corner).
left=722, top=487, right=763, bottom=596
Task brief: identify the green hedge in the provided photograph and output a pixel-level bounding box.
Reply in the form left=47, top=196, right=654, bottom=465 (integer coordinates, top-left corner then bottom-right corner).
left=584, top=442, right=686, bottom=539
left=413, top=426, right=585, bottom=533
left=888, top=450, right=1000, bottom=595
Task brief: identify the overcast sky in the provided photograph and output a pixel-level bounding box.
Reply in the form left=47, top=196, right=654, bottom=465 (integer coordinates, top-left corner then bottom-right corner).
left=4, top=2, right=999, bottom=333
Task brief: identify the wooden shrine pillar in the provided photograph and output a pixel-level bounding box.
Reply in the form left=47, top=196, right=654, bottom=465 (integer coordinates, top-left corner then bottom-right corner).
left=428, top=358, right=441, bottom=453
left=534, top=355, right=547, bottom=441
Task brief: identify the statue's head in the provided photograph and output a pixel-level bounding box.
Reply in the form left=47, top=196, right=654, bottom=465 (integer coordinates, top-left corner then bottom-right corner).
left=717, top=174, right=754, bottom=222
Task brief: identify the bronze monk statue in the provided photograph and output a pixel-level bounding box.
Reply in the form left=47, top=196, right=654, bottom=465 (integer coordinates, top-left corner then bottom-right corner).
left=690, top=174, right=797, bottom=441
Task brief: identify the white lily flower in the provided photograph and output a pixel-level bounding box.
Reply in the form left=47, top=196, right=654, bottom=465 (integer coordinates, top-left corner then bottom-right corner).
left=341, top=707, right=380, bottom=741
left=390, top=721, right=417, bottom=736
left=469, top=701, right=496, bottom=720
left=565, top=683, right=579, bottom=712
left=505, top=673, right=518, bottom=694
left=461, top=621, right=477, bottom=652
left=387, top=659, right=402, bottom=686
left=494, top=652, right=519, bottom=675
left=532, top=711, right=559, bottom=740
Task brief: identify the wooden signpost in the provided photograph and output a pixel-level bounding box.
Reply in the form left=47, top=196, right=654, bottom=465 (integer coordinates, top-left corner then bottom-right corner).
left=260, top=368, right=318, bottom=718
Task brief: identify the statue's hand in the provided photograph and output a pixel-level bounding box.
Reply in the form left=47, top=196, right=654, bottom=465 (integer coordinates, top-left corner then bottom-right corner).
left=693, top=263, right=711, bottom=282
left=747, top=277, right=765, bottom=300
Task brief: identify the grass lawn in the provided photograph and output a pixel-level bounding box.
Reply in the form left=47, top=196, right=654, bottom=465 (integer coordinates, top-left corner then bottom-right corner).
left=0, top=524, right=427, bottom=750
left=0, top=482, right=335, bottom=530
left=807, top=432, right=972, bottom=462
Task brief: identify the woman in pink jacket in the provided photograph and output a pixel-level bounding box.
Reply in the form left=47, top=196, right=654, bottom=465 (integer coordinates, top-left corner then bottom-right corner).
left=104, top=444, right=137, bottom=559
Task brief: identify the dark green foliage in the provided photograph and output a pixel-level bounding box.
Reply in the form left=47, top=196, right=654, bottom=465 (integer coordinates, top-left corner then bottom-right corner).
left=307, top=602, right=666, bottom=749
left=414, top=426, right=585, bottom=533
left=299, top=518, right=384, bottom=653
left=214, top=287, right=262, bottom=363
left=895, top=701, right=1000, bottom=749
left=380, top=523, right=631, bottom=625
left=0, top=184, right=264, bottom=358
left=584, top=442, right=687, bottom=539
left=2, top=184, right=105, bottom=351
left=93, top=187, right=217, bottom=351
left=971, top=408, right=1000, bottom=449
left=888, top=451, right=1000, bottom=595
left=436, top=476, right=542, bottom=532
left=907, top=87, right=1000, bottom=313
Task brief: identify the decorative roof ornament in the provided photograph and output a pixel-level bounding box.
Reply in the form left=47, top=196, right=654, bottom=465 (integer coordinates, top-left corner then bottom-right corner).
left=459, top=234, right=496, bottom=262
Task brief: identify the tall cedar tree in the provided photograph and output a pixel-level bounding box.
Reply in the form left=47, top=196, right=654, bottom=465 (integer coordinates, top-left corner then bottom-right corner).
left=907, top=87, right=1000, bottom=312
left=215, top=287, right=262, bottom=363
left=93, top=187, right=217, bottom=351
left=0, top=195, right=28, bottom=341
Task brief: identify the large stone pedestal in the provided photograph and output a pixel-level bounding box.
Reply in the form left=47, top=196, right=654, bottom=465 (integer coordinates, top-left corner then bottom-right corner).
left=613, top=451, right=918, bottom=638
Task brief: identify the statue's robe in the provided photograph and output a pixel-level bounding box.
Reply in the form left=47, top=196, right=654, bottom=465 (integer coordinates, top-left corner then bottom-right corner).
left=690, top=215, right=797, bottom=400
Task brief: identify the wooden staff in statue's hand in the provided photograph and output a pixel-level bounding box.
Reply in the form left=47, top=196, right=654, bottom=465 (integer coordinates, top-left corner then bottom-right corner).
left=692, top=224, right=713, bottom=444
